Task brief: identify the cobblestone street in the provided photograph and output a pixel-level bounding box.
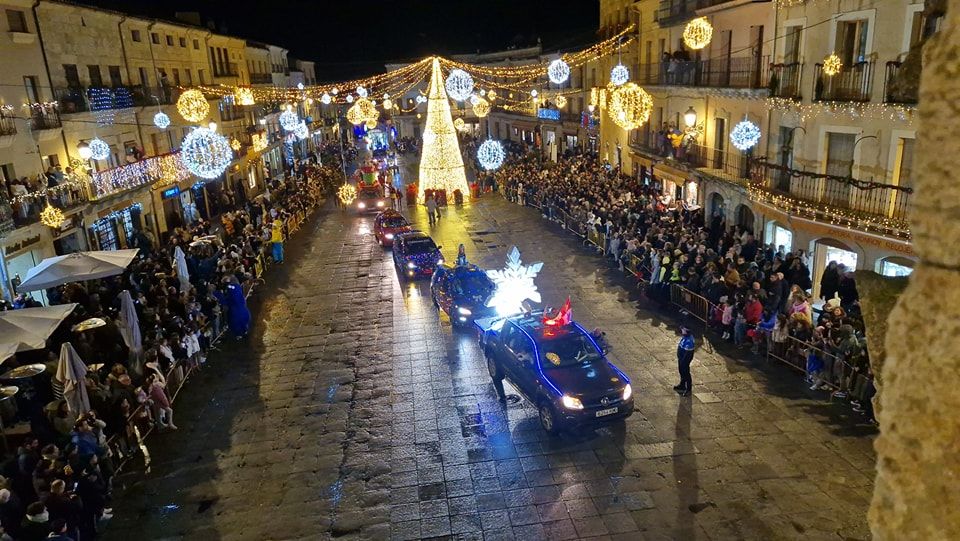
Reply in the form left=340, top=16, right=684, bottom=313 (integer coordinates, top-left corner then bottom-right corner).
left=104, top=196, right=877, bottom=541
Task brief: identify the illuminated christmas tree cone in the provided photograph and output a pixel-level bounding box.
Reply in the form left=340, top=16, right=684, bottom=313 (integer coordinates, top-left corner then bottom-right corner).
left=418, top=57, right=469, bottom=203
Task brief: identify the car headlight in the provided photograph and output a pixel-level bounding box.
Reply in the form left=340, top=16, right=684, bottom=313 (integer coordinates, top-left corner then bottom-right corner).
left=376, top=201, right=385, bottom=207
left=407, top=262, right=417, bottom=269
left=457, top=306, right=472, bottom=316
left=561, top=395, right=584, bottom=410
left=622, top=383, right=632, bottom=401
left=385, top=233, right=394, bottom=240
left=358, top=202, right=366, bottom=209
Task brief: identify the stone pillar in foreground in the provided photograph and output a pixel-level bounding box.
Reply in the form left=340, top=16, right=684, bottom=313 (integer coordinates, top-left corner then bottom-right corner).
left=869, top=1, right=960, bottom=538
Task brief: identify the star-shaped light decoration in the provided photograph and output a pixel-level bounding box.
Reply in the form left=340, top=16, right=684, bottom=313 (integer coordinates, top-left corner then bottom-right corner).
left=486, top=246, right=543, bottom=317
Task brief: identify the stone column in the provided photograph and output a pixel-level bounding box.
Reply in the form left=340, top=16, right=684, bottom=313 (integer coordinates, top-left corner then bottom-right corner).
left=869, top=1, right=960, bottom=538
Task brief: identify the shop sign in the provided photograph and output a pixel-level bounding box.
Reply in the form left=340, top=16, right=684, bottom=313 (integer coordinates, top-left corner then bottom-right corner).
left=161, top=186, right=181, bottom=199
left=51, top=214, right=83, bottom=238
left=4, top=234, right=41, bottom=257
left=537, top=108, right=561, bottom=121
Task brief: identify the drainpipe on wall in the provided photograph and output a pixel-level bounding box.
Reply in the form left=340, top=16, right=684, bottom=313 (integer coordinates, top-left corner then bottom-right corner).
left=31, top=2, right=70, bottom=167
left=117, top=16, right=148, bottom=161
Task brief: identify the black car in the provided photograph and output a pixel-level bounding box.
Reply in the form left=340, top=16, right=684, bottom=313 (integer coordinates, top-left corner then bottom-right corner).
left=480, top=313, right=633, bottom=433
left=430, top=263, right=496, bottom=325
left=392, top=231, right=443, bottom=280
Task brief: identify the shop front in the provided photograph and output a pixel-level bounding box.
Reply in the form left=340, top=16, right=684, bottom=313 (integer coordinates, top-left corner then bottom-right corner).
left=51, top=211, right=87, bottom=256
left=0, top=226, right=52, bottom=303
left=654, top=163, right=698, bottom=207
left=88, top=201, right=143, bottom=251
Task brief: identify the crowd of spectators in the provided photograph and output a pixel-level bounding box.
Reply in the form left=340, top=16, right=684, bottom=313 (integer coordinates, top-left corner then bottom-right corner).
left=495, top=153, right=875, bottom=420
left=0, top=159, right=337, bottom=540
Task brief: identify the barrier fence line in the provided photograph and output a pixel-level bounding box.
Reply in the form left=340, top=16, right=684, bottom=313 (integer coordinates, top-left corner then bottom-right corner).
left=104, top=197, right=323, bottom=476
left=505, top=189, right=874, bottom=405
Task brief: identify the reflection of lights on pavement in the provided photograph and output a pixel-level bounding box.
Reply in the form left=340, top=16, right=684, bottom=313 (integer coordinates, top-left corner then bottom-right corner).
left=406, top=283, right=419, bottom=298
left=358, top=224, right=370, bottom=235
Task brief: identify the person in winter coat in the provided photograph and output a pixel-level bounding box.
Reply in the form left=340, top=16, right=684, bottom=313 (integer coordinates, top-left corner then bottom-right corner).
left=19, top=502, right=49, bottom=541
left=819, top=261, right=840, bottom=300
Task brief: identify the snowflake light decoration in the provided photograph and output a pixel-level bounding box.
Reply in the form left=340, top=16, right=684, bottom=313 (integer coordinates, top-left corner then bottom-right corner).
left=610, top=63, right=630, bottom=86
left=153, top=112, right=171, bottom=129
left=486, top=246, right=543, bottom=317
left=337, top=183, right=357, bottom=205
left=279, top=109, right=300, bottom=131
left=547, top=59, right=570, bottom=85
left=346, top=94, right=354, bottom=103
left=356, top=86, right=368, bottom=98
left=40, top=204, right=65, bottom=228
left=445, top=69, right=474, bottom=101
left=477, top=139, right=505, bottom=171
left=823, top=53, right=843, bottom=76
left=730, top=119, right=762, bottom=151
left=321, top=93, right=332, bottom=105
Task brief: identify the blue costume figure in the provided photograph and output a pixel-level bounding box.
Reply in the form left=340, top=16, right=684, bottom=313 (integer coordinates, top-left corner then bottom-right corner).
left=456, top=243, right=468, bottom=266
left=215, top=280, right=251, bottom=338
left=674, top=326, right=695, bottom=396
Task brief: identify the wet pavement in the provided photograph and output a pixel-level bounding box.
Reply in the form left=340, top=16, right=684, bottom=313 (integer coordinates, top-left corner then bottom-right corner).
left=104, top=196, right=877, bottom=540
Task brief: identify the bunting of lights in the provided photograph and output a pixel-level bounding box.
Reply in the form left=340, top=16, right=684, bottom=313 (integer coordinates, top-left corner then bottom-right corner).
left=90, top=152, right=191, bottom=199
left=418, top=58, right=469, bottom=202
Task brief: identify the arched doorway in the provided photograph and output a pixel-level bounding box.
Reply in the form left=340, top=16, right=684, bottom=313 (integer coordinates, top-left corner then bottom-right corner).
left=811, top=238, right=859, bottom=299
left=877, top=256, right=915, bottom=277
left=735, top=204, right=755, bottom=232
left=709, top=192, right=725, bottom=218
left=764, top=221, right=793, bottom=253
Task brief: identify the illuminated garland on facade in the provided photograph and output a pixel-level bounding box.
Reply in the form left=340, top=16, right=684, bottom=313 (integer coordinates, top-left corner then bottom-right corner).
left=90, top=152, right=191, bottom=199
left=766, top=97, right=916, bottom=123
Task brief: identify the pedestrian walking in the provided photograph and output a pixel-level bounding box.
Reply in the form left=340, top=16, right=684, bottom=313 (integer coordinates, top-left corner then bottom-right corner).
left=674, top=326, right=695, bottom=396
left=271, top=217, right=285, bottom=264
left=395, top=188, right=403, bottom=210
left=426, top=195, right=437, bottom=226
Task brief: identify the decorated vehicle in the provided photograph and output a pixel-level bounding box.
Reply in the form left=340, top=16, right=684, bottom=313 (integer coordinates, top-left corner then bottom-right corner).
left=430, top=262, right=496, bottom=325
left=355, top=185, right=388, bottom=213
left=392, top=231, right=443, bottom=280
left=374, top=210, right=411, bottom=246
left=479, top=303, right=634, bottom=434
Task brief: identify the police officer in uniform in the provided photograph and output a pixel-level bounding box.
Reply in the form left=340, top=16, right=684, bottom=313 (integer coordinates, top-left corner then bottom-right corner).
left=674, top=326, right=696, bottom=396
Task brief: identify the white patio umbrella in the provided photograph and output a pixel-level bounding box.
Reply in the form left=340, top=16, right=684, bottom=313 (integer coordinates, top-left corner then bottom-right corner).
left=118, top=289, right=142, bottom=360
left=0, top=304, right=78, bottom=351
left=17, top=249, right=139, bottom=292
left=55, top=342, right=89, bottom=417
left=173, top=246, right=190, bottom=292
left=0, top=343, right=17, bottom=366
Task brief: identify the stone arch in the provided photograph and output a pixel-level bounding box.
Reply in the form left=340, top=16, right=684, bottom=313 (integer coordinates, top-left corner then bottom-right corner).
left=708, top=191, right=725, bottom=218
left=734, top=204, right=755, bottom=233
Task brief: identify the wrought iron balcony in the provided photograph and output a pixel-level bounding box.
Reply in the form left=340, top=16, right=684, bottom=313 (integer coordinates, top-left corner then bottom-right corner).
left=883, top=61, right=918, bottom=105
left=0, top=112, right=16, bottom=136
left=768, top=62, right=803, bottom=99
left=813, top=61, right=875, bottom=102
left=636, top=55, right=769, bottom=89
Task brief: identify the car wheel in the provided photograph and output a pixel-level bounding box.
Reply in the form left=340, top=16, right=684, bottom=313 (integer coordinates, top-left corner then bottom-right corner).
left=539, top=402, right=559, bottom=434
left=486, top=356, right=502, bottom=381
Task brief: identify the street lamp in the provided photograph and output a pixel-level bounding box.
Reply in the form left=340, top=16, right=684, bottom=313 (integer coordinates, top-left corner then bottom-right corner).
left=683, top=107, right=698, bottom=129
left=77, top=142, right=92, bottom=160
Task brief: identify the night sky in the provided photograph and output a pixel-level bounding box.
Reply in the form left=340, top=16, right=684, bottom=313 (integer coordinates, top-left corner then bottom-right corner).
left=77, top=0, right=600, bottom=81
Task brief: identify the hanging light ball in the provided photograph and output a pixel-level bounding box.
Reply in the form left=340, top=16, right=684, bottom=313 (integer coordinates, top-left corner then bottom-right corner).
left=358, top=98, right=378, bottom=121
left=479, top=89, right=486, bottom=97
left=176, top=89, right=209, bottom=122
left=364, top=119, right=378, bottom=130
left=331, top=87, right=339, bottom=95
left=383, top=92, right=390, bottom=99
left=547, top=58, right=571, bottom=85
left=555, top=96, right=567, bottom=108
left=234, top=87, right=255, bottom=106
left=230, top=138, right=241, bottom=151
left=610, top=64, right=630, bottom=86
left=453, top=118, right=466, bottom=131
left=477, top=139, right=505, bottom=171
left=346, top=94, right=354, bottom=103
left=40, top=204, right=65, bottom=228
left=445, top=69, right=475, bottom=101
left=683, top=17, right=713, bottom=50
left=823, top=53, right=843, bottom=76
left=294, top=121, right=309, bottom=140
left=730, top=119, right=762, bottom=151
left=180, top=126, right=233, bottom=179
left=208, top=121, right=217, bottom=132
left=89, top=138, right=111, bottom=160
left=337, top=183, right=357, bottom=205
left=607, top=83, right=654, bottom=130
left=279, top=109, right=300, bottom=131
left=382, top=98, right=393, bottom=110
left=356, top=86, right=368, bottom=98
left=530, top=89, right=539, bottom=98
left=415, top=95, right=427, bottom=104
left=472, top=97, right=491, bottom=118
left=346, top=103, right=365, bottom=125
left=153, top=111, right=171, bottom=129
left=321, top=93, right=332, bottom=105
left=487, top=90, right=497, bottom=102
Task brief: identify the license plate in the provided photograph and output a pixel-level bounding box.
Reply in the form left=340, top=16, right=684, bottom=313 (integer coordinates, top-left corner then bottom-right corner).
left=595, top=407, right=618, bottom=417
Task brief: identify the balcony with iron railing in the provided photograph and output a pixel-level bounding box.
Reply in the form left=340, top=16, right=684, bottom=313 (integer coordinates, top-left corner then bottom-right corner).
left=813, top=61, right=875, bottom=102
left=213, top=62, right=239, bottom=78
left=768, top=62, right=803, bottom=99
left=54, top=85, right=177, bottom=114
left=883, top=61, right=918, bottom=105
left=250, top=73, right=272, bottom=84
left=656, top=0, right=742, bottom=24
left=30, top=108, right=61, bottom=130
left=0, top=112, right=16, bottom=136
left=636, top=55, right=769, bottom=90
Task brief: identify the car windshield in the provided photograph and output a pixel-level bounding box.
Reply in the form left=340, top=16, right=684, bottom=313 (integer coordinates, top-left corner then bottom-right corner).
left=454, top=274, right=494, bottom=296
left=382, top=217, right=407, bottom=228
left=539, top=332, right=602, bottom=368
left=359, top=189, right=381, bottom=200
left=405, top=239, right=437, bottom=255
